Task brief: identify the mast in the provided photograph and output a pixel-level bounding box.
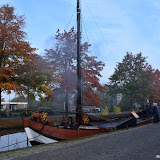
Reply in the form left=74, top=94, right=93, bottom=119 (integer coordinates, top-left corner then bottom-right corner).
left=76, top=0, right=82, bottom=125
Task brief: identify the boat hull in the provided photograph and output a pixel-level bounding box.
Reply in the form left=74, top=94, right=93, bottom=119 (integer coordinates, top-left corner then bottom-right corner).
left=25, top=127, right=59, bottom=145
left=22, top=111, right=153, bottom=146
left=23, top=117, right=105, bottom=145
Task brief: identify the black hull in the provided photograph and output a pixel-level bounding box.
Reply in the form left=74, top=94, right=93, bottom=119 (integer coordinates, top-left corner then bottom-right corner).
left=30, top=141, right=43, bottom=146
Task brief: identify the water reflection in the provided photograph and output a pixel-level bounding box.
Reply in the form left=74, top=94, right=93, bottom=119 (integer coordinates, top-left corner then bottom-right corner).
left=0, top=132, right=31, bottom=152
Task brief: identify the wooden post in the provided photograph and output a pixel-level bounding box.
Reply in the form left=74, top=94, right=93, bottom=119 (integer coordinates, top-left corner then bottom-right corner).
left=8, top=134, right=9, bottom=151
left=76, top=0, right=83, bottom=125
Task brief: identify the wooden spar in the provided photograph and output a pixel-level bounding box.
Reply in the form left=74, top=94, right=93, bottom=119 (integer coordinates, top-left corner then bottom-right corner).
left=76, top=0, right=83, bottom=125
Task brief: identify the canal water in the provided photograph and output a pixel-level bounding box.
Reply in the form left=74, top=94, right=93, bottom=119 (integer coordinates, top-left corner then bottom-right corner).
left=0, top=132, right=31, bottom=152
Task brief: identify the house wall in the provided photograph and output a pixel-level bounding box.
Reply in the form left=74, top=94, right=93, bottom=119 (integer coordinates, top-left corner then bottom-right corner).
left=1, top=102, right=27, bottom=112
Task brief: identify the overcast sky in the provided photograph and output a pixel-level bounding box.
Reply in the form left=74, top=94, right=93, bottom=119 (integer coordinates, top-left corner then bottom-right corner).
left=1, top=0, right=160, bottom=100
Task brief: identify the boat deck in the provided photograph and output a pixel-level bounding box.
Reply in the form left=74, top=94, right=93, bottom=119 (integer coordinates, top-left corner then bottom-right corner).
left=89, top=117, right=153, bottom=129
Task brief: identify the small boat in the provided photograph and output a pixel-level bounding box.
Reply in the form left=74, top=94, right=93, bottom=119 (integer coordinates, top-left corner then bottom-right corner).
left=22, top=0, right=153, bottom=145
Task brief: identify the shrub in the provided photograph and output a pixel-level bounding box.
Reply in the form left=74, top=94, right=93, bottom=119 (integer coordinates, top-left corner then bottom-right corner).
left=11, top=112, right=21, bottom=117
left=101, top=106, right=109, bottom=115
left=37, top=107, right=54, bottom=115
left=114, top=106, right=121, bottom=114
left=1, top=111, right=7, bottom=117
left=14, top=109, right=26, bottom=113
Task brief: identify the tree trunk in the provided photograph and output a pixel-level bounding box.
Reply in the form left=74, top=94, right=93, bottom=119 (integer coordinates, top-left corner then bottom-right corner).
left=27, top=86, right=30, bottom=108
left=65, top=91, right=69, bottom=117
left=0, top=88, right=2, bottom=119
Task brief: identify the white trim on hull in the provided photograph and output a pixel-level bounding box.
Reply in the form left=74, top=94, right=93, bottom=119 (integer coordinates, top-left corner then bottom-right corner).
left=25, top=127, right=58, bottom=144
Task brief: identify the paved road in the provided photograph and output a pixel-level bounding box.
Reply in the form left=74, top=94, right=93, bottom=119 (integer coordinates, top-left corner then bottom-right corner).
left=1, top=123, right=160, bottom=160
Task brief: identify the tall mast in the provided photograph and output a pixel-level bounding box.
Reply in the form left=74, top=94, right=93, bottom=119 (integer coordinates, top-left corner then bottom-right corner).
left=76, top=0, right=82, bottom=125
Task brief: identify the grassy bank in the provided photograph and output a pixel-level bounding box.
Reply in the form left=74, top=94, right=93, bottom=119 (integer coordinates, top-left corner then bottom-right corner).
left=0, top=119, right=23, bottom=130
left=0, top=128, right=24, bottom=136
left=0, top=118, right=24, bottom=136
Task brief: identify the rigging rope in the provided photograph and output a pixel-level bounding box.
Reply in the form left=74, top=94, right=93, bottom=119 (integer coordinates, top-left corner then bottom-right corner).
left=81, top=15, right=89, bottom=44
left=65, top=8, right=76, bottom=31
left=83, top=0, right=116, bottom=63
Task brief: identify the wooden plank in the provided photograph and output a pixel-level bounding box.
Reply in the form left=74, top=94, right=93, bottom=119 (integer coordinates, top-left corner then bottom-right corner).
left=131, top=111, right=140, bottom=119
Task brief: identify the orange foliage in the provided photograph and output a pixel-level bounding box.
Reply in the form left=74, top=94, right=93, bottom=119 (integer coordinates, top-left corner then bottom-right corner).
left=0, top=4, right=36, bottom=95
left=45, top=27, right=105, bottom=106
left=0, top=4, right=56, bottom=102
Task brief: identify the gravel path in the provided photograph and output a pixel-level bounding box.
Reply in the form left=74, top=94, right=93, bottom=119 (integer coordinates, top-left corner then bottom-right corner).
left=1, top=123, right=160, bottom=160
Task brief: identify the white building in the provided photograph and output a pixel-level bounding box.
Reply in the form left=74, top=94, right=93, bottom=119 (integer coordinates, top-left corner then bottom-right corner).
left=1, top=102, right=28, bottom=112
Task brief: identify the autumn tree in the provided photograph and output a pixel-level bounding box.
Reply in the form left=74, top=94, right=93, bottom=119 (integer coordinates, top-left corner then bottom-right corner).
left=44, top=27, right=105, bottom=113
left=17, top=55, right=57, bottom=107
left=81, top=43, right=106, bottom=106
left=109, top=52, right=153, bottom=111
left=0, top=4, right=54, bottom=117
left=0, top=4, right=33, bottom=114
